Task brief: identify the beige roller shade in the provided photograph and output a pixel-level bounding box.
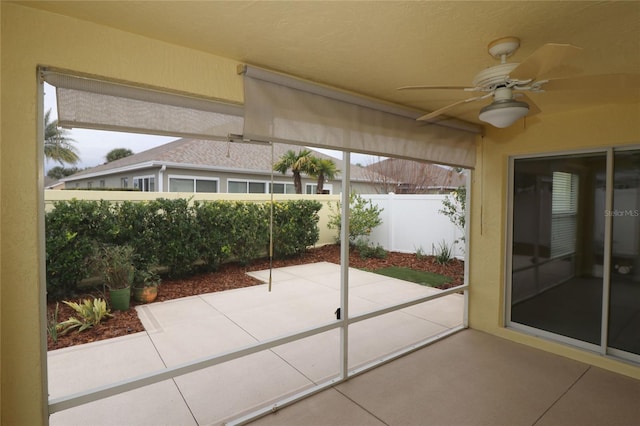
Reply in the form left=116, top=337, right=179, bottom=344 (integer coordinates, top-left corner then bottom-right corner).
left=240, top=65, right=479, bottom=169
left=42, top=70, right=244, bottom=140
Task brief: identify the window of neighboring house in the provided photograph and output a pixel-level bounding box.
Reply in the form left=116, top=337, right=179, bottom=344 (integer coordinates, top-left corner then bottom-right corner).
left=270, top=182, right=296, bottom=194
left=133, top=176, right=155, bottom=192
left=100, top=180, right=105, bottom=188
left=121, top=177, right=128, bottom=189
left=228, top=180, right=266, bottom=193
left=169, top=177, right=218, bottom=193
left=87, top=181, right=93, bottom=189
left=306, top=183, right=333, bottom=194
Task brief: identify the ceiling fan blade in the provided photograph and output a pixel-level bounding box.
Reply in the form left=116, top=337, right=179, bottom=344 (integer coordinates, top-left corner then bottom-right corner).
left=543, top=73, right=640, bottom=91
left=397, top=85, right=469, bottom=91
left=417, top=95, right=488, bottom=121
left=510, top=43, right=582, bottom=80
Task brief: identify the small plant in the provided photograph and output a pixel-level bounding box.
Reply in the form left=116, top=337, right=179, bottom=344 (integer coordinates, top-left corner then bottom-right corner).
left=356, top=240, right=388, bottom=259
left=433, top=240, right=453, bottom=265
left=414, top=245, right=426, bottom=260
left=439, top=185, right=466, bottom=245
left=328, top=193, right=384, bottom=245
left=91, top=244, right=135, bottom=289
left=57, top=298, right=112, bottom=335
left=47, top=302, right=61, bottom=343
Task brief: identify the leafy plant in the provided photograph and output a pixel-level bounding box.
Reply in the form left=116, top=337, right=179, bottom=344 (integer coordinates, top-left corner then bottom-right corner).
left=414, top=245, right=426, bottom=260
left=433, top=240, right=453, bottom=265
left=327, top=193, right=384, bottom=245
left=57, top=298, right=112, bottom=335
left=439, top=186, right=466, bottom=245
left=91, top=244, right=135, bottom=289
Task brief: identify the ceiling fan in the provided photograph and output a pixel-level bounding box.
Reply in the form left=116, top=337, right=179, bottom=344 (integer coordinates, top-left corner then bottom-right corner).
left=398, top=36, right=588, bottom=128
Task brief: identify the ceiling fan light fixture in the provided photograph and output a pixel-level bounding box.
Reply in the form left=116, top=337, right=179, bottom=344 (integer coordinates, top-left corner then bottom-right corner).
left=478, top=99, right=529, bottom=128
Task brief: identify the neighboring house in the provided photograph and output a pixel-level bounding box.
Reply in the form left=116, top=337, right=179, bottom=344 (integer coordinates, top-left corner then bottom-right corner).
left=365, top=158, right=465, bottom=194
left=61, top=138, right=380, bottom=194
left=44, top=176, right=65, bottom=190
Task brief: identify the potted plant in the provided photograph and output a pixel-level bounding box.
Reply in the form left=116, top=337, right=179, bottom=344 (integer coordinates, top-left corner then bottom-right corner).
left=93, top=244, right=135, bottom=311
left=132, top=267, right=161, bottom=303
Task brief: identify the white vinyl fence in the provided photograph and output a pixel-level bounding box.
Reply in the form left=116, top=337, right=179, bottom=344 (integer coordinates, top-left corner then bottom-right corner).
left=362, top=193, right=465, bottom=259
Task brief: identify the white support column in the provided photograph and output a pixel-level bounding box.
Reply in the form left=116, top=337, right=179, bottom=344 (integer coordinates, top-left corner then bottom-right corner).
left=340, top=152, right=351, bottom=379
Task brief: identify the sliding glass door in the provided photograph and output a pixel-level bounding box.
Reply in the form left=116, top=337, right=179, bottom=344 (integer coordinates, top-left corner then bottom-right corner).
left=608, top=150, right=640, bottom=357
left=509, top=148, right=640, bottom=360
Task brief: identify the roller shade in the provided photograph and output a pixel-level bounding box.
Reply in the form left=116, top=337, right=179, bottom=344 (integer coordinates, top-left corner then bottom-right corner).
left=41, top=70, right=244, bottom=140
left=240, top=65, right=479, bottom=169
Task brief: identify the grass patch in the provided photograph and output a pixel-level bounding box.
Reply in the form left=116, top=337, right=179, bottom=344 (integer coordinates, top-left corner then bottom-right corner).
left=371, top=267, right=452, bottom=287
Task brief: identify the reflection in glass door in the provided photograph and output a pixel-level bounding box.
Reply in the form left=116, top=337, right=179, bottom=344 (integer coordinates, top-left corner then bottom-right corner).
left=510, top=149, right=640, bottom=361
left=510, top=154, right=606, bottom=346
left=608, top=150, right=640, bottom=356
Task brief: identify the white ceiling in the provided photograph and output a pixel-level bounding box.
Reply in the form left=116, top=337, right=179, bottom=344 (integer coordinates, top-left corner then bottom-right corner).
left=22, top=1, right=640, bottom=126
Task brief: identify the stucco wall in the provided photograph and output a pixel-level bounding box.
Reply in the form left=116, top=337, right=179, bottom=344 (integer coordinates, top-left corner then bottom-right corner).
left=469, top=104, right=640, bottom=379
left=1, top=4, right=243, bottom=424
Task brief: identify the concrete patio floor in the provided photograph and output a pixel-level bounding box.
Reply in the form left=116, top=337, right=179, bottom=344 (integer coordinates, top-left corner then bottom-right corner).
left=48, top=262, right=464, bottom=425
left=47, top=261, right=640, bottom=425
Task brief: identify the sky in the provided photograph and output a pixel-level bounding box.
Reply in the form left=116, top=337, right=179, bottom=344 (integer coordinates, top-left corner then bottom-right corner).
left=43, top=84, right=377, bottom=173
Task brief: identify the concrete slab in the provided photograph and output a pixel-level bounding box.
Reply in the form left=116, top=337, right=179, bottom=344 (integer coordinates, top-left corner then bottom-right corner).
left=174, top=350, right=313, bottom=425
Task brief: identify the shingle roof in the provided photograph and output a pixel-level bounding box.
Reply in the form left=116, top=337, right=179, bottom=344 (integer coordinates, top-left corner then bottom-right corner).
left=67, top=138, right=373, bottom=180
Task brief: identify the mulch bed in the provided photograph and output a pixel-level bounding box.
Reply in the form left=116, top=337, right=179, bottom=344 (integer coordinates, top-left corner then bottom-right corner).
left=47, top=244, right=464, bottom=351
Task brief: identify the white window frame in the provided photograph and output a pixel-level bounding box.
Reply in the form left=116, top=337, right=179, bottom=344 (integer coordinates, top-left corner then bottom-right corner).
left=227, top=179, right=268, bottom=194
left=133, top=175, right=155, bottom=192
left=306, top=183, right=333, bottom=194
left=168, top=175, right=219, bottom=193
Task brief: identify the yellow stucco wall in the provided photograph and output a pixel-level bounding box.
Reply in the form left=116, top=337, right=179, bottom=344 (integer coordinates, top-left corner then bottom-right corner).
left=469, top=103, right=640, bottom=379
left=1, top=4, right=243, bottom=424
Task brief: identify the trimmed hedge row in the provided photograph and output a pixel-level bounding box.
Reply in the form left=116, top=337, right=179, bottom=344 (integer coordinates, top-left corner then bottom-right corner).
left=46, top=198, right=322, bottom=299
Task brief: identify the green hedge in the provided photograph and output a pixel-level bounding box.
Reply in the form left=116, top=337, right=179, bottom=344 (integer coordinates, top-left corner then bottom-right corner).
left=45, top=198, right=322, bottom=299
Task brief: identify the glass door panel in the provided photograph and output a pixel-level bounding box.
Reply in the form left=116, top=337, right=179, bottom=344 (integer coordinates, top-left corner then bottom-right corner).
left=608, top=150, right=640, bottom=355
left=511, top=154, right=606, bottom=345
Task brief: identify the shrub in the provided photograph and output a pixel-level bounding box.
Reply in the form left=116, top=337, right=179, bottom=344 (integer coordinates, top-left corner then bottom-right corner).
left=146, top=198, right=201, bottom=277
left=356, top=240, right=387, bottom=259
left=45, top=198, right=323, bottom=298
left=271, top=200, right=322, bottom=258
left=228, top=202, right=269, bottom=265
left=194, top=200, right=235, bottom=270
left=440, top=186, right=466, bottom=245
left=327, top=193, right=383, bottom=245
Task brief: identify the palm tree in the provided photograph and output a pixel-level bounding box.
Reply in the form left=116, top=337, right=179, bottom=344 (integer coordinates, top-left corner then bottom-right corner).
left=44, top=109, right=80, bottom=165
left=273, top=149, right=313, bottom=194
left=308, top=157, right=339, bottom=194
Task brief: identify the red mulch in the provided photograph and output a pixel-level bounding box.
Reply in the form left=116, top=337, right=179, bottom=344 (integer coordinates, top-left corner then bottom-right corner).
left=47, top=244, right=464, bottom=351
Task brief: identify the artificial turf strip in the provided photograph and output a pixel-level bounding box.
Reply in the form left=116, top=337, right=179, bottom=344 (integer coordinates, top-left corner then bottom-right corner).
left=372, top=266, right=452, bottom=287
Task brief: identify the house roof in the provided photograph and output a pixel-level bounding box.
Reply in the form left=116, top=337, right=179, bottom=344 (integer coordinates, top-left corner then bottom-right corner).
left=367, top=159, right=466, bottom=190
left=64, top=138, right=374, bottom=182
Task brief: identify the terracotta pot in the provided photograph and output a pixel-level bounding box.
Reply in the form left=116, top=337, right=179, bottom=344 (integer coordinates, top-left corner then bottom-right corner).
left=133, top=285, right=158, bottom=303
